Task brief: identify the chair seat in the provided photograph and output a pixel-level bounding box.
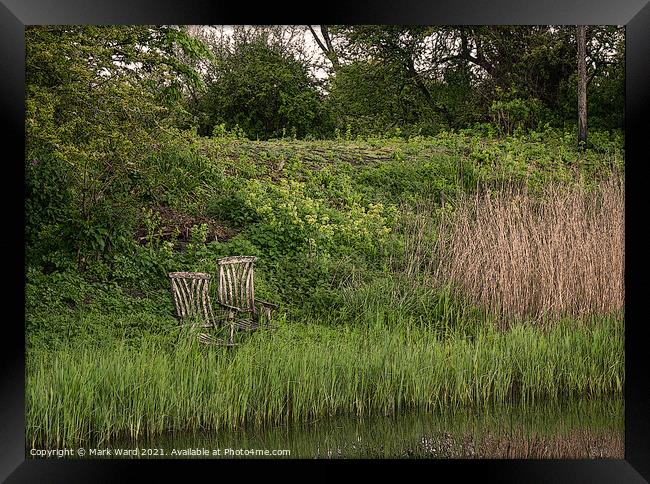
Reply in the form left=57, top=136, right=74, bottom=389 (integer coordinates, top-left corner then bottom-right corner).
left=178, top=318, right=226, bottom=329
left=197, top=332, right=239, bottom=346
left=231, top=315, right=279, bottom=331
left=231, top=318, right=261, bottom=331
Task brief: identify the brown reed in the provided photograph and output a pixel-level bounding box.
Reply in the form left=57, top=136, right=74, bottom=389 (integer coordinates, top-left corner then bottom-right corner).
left=431, top=176, right=624, bottom=324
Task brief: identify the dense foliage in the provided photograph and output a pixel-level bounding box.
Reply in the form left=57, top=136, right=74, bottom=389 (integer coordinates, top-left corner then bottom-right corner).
left=26, top=127, right=624, bottom=349
left=25, top=24, right=625, bottom=279
left=26, top=25, right=211, bottom=271
left=195, top=35, right=330, bottom=139
left=188, top=25, right=624, bottom=139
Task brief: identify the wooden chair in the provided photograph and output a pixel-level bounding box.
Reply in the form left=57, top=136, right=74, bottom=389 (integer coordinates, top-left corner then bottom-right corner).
left=168, top=271, right=233, bottom=346
left=216, top=256, right=279, bottom=344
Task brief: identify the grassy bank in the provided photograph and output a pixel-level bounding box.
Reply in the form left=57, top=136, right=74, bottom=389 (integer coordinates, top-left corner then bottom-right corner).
left=27, top=313, right=623, bottom=448
left=26, top=132, right=625, bottom=449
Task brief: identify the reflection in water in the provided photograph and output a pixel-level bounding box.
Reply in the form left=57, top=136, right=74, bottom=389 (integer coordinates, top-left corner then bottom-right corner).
left=73, top=398, right=625, bottom=458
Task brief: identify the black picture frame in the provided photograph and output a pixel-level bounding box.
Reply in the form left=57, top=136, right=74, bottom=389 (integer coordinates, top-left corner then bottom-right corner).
left=2, top=1, right=648, bottom=481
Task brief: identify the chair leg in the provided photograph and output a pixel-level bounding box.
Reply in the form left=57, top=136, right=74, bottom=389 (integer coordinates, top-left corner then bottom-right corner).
left=176, top=321, right=190, bottom=344
left=228, top=311, right=235, bottom=345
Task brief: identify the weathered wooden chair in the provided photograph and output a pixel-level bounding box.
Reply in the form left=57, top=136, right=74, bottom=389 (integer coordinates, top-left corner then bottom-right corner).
left=168, top=271, right=234, bottom=346
left=216, top=256, right=279, bottom=343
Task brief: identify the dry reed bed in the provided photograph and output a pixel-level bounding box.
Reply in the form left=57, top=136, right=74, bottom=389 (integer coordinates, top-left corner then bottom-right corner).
left=431, top=176, right=624, bottom=324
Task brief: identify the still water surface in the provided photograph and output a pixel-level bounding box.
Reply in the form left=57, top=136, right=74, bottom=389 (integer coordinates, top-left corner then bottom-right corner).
left=82, top=397, right=622, bottom=459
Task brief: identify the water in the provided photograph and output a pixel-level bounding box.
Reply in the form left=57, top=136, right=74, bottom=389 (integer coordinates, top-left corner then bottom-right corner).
left=35, top=398, right=624, bottom=459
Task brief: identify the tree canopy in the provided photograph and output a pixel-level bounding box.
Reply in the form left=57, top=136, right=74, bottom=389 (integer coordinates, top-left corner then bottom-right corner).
left=194, top=30, right=329, bottom=139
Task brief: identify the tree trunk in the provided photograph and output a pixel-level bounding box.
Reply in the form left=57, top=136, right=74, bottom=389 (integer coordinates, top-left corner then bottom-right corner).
left=577, top=25, right=588, bottom=145
left=308, top=25, right=340, bottom=72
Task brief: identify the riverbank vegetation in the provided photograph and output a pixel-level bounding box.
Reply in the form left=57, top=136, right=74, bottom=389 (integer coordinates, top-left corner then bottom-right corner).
left=28, top=315, right=623, bottom=447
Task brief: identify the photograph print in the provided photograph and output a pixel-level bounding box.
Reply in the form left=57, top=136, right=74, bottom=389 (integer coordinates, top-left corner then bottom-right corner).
left=24, top=24, right=625, bottom=461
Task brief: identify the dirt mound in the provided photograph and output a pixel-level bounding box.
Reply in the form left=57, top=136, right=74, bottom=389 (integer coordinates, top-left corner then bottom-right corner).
left=135, top=206, right=238, bottom=245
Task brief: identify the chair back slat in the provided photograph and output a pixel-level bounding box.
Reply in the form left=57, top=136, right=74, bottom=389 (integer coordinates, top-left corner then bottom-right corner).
left=217, top=256, right=257, bottom=312
left=230, top=263, right=238, bottom=308
left=168, top=272, right=215, bottom=325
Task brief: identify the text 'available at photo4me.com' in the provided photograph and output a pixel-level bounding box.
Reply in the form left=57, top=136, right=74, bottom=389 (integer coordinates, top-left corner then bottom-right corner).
left=29, top=447, right=292, bottom=458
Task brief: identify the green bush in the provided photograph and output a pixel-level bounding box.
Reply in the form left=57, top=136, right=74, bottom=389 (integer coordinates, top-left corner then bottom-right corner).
left=489, top=97, right=549, bottom=135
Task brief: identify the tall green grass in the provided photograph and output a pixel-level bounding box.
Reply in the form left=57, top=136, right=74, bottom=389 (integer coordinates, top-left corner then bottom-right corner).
left=27, top=314, right=623, bottom=448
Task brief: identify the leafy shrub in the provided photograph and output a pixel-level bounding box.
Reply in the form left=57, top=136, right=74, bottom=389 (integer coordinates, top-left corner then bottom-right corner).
left=489, top=97, right=549, bottom=135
